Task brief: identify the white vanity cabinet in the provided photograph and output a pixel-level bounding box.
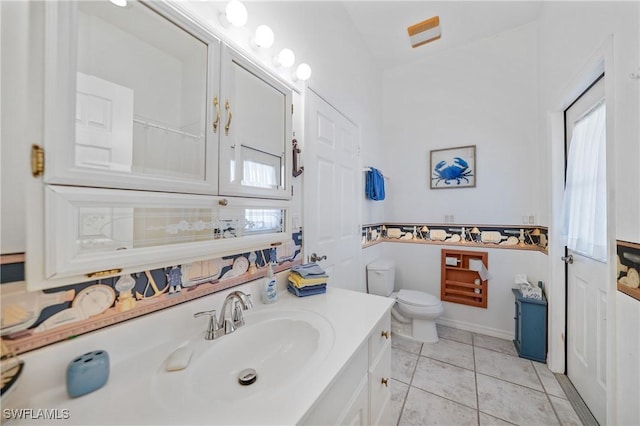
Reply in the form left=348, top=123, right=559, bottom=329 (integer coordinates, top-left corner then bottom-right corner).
left=302, top=311, right=392, bottom=426
left=368, top=314, right=393, bottom=425
left=24, top=1, right=293, bottom=290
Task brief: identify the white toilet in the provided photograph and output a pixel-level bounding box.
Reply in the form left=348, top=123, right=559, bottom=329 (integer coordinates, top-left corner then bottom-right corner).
left=367, top=259, right=444, bottom=343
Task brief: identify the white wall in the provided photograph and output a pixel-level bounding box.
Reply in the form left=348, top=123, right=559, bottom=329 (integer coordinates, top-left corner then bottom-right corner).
left=537, top=2, right=640, bottom=424
left=378, top=21, right=544, bottom=337
left=382, top=22, right=540, bottom=225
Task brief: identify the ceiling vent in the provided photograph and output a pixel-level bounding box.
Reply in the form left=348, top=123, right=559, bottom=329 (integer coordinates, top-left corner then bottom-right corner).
left=407, top=16, right=441, bottom=48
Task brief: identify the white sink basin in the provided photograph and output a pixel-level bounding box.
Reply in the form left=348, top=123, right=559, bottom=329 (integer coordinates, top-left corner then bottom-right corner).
left=152, top=308, right=335, bottom=405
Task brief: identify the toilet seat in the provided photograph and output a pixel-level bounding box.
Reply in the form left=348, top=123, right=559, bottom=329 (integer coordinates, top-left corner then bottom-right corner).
left=397, top=289, right=441, bottom=307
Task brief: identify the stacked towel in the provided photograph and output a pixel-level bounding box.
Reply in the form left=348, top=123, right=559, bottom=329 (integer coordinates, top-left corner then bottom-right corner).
left=365, top=168, right=385, bottom=201
left=288, top=263, right=328, bottom=297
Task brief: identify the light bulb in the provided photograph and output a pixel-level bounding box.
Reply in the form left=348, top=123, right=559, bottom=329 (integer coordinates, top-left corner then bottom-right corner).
left=223, top=0, right=248, bottom=27
left=295, top=63, right=312, bottom=81
left=109, top=0, right=127, bottom=6
left=254, top=25, right=275, bottom=48
left=274, top=48, right=295, bottom=68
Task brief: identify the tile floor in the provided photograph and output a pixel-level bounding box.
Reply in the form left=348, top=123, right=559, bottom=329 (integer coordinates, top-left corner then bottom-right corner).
left=390, top=325, right=583, bottom=426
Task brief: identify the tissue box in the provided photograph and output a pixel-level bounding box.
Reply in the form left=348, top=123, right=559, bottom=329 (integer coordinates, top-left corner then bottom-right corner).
left=66, top=350, right=109, bottom=398
left=520, top=283, right=543, bottom=300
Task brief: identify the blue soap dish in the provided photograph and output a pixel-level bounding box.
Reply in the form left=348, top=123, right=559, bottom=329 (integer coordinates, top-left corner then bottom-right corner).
left=66, top=350, right=109, bottom=398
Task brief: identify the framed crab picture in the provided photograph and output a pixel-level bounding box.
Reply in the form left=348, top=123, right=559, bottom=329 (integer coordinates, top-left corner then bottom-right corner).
left=430, top=145, right=476, bottom=189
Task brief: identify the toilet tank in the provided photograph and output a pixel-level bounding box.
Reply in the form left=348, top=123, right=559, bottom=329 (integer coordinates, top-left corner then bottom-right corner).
left=366, top=259, right=395, bottom=296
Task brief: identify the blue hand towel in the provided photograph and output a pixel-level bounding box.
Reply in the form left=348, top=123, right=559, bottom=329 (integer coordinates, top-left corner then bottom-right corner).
left=287, top=282, right=327, bottom=297
left=291, top=263, right=327, bottom=278
left=365, top=168, right=385, bottom=201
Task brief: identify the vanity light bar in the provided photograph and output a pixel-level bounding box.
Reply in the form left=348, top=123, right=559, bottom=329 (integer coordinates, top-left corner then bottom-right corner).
left=407, top=16, right=441, bottom=48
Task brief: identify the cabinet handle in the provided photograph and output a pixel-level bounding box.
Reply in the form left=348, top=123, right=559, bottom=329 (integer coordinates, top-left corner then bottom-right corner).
left=225, top=99, right=233, bottom=136
left=219, top=199, right=228, bottom=206
left=381, top=378, right=389, bottom=387
left=381, top=330, right=390, bottom=339
left=213, top=97, right=220, bottom=133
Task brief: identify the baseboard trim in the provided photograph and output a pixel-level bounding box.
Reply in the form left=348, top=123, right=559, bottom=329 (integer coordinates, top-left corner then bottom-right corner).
left=437, top=317, right=513, bottom=341
left=555, top=374, right=600, bottom=426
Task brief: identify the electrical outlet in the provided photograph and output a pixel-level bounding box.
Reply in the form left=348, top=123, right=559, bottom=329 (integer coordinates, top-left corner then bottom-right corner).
left=528, top=215, right=535, bottom=225
left=522, top=215, right=528, bottom=224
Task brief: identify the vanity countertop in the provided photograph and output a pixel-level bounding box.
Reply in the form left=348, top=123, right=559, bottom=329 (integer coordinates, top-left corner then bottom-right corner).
left=4, top=276, right=393, bottom=425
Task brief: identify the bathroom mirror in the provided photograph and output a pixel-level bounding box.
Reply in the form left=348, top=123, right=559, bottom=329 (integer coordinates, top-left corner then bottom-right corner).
left=75, top=1, right=208, bottom=181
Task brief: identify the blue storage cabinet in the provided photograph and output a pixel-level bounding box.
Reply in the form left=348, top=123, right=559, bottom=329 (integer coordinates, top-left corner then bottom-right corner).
left=512, top=288, right=547, bottom=363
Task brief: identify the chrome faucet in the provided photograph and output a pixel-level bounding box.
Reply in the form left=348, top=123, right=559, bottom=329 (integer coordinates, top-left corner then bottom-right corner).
left=220, top=291, right=253, bottom=334
left=194, top=291, right=253, bottom=340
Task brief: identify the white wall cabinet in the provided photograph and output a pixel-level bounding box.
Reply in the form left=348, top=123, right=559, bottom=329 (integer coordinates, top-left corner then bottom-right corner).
left=302, top=311, right=392, bottom=425
left=24, top=1, right=293, bottom=290
left=43, top=1, right=292, bottom=198
left=219, top=46, right=293, bottom=199
left=44, top=0, right=220, bottom=195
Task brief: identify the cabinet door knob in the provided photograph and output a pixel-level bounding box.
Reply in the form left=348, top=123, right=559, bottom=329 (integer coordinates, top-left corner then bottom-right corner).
left=381, top=330, right=390, bottom=339
left=218, top=199, right=228, bottom=206
left=381, top=377, right=389, bottom=387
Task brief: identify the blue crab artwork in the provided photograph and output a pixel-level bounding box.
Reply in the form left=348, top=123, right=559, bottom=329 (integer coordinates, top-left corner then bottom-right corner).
left=432, top=157, right=474, bottom=186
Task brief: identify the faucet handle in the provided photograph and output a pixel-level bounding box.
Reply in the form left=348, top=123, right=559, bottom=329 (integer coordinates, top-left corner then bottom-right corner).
left=194, top=309, right=220, bottom=340
left=194, top=309, right=216, bottom=320
left=234, top=291, right=253, bottom=310
left=243, top=293, right=254, bottom=310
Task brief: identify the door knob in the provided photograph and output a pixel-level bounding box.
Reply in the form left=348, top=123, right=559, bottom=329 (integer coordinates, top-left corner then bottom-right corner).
left=561, top=255, right=574, bottom=264
left=309, top=253, right=327, bottom=262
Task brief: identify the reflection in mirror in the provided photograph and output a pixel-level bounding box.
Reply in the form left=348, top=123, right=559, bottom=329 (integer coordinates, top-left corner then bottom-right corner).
left=75, top=206, right=285, bottom=255
left=76, top=1, right=207, bottom=181
left=228, top=61, right=286, bottom=191
left=243, top=209, right=285, bottom=235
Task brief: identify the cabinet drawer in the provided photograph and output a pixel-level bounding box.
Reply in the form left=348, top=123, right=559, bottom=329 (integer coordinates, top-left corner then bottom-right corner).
left=369, top=341, right=391, bottom=425
left=369, top=313, right=391, bottom=362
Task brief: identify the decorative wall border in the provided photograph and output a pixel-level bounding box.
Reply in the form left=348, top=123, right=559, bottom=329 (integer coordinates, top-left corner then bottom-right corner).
left=362, top=223, right=548, bottom=254
left=617, top=240, right=640, bottom=301
left=1, top=233, right=302, bottom=355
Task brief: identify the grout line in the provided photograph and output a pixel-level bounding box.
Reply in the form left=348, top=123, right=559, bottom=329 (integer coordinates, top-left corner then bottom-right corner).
left=533, top=361, right=564, bottom=425
left=394, top=340, right=423, bottom=425
left=474, top=371, right=548, bottom=395
left=394, top=379, right=411, bottom=426
left=473, top=336, right=481, bottom=426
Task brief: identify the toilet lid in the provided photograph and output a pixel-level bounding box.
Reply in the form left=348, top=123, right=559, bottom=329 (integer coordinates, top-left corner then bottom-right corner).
left=397, top=289, right=440, bottom=307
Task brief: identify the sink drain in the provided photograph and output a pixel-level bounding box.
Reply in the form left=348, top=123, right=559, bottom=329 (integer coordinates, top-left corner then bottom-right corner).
left=238, top=368, right=257, bottom=386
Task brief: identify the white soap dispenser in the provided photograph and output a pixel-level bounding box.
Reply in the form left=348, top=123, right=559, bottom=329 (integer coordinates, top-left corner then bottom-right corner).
left=262, top=249, right=278, bottom=304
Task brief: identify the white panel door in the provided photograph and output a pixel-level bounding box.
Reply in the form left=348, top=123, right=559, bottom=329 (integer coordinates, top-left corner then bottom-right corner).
left=565, top=76, right=607, bottom=425
left=304, top=90, right=362, bottom=291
